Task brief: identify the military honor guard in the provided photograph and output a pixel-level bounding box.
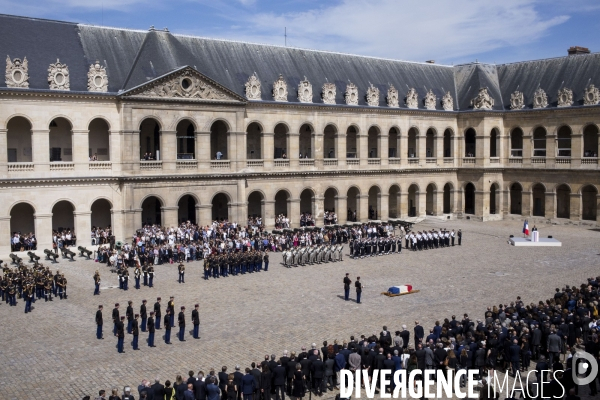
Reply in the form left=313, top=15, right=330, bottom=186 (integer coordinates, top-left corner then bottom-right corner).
left=126, top=300, right=134, bottom=334
left=192, top=304, right=200, bottom=339
left=112, top=303, right=120, bottom=336
left=96, top=305, right=104, bottom=339
left=116, top=316, right=125, bottom=353
left=140, top=300, right=148, bottom=332
left=178, top=306, right=186, bottom=341
left=163, top=309, right=172, bottom=344
left=343, top=273, right=351, bottom=301
left=355, top=277, right=363, bottom=304
left=147, top=311, right=156, bottom=347
left=132, top=314, right=140, bottom=350
left=154, top=297, right=161, bottom=329
left=168, top=296, right=175, bottom=327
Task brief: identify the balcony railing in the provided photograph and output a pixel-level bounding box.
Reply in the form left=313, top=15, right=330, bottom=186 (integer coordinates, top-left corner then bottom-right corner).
left=210, top=160, right=230, bottom=169
left=50, top=162, right=74, bottom=171
left=531, top=157, right=546, bottom=164
left=509, top=158, right=523, bottom=164
left=347, top=159, right=360, bottom=166
left=489, top=157, right=499, bottom=164
left=324, top=159, right=338, bottom=166
left=555, top=156, right=571, bottom=164
left=408, top=159, right=419, bottom=165
left=388, top=158, right=401, bottom=165
left=274, top=159, right=289, bottom=167
left=299, top=159, right=315, bottom=166
left=425, top=157, right=436, bottom=164
left=176, top=160, right=198, bottom=169
left=444, top=157, right=454, bottom=164
left=367, top=158, right=381, bottom=165
left=140, top=160, right=162, bottom=170
left=8, top=162, right=34, bottom=171
left=246, top=160, right=264, bottom=168
left=582, top=157, right=598, bottom=165
left=89, top=161, right=112, bottom=170
left=462, top=158, right=475, bottom=164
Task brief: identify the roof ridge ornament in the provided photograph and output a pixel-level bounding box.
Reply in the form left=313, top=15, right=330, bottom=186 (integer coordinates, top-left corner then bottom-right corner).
left=297, top=77, right=312, bottom=103
left=48, top=59, right=70, bottom=91
left=387, top=84, right=399, bottom=108
left=405, top=88, right=418, bottom=109
left=345, top=82, right=358, bottom=105
left=424, top=89, right=437, bottom=110
left=245, top=73, right=261, bottom=100
left=584, top=84, right=600, bottom=106
left=442, top=91, right=454, bottom=111
left=510, top=90, right=524, bottom=110
left=87, top=60, right=108, bottom=92
left=557, top=87, right=573, bottom=107
left=470, top=87, right=493, bottom=110
left=322, top=82, right=336, bottom=104
left=5, top=55, right=29, bottom=88
left=366, top=83, right=379, bottom=107
left=533, top=88, right=548, bottom=108
left=273, top=74, right=288, bottom=102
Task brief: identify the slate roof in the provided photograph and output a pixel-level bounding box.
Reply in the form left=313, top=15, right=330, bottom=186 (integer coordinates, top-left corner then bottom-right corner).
left=1, top=13, right=599, bottom=111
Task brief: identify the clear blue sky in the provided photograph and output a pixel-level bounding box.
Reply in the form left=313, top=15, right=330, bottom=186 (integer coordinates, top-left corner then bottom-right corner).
left=2, top=0, right=599, bottom=65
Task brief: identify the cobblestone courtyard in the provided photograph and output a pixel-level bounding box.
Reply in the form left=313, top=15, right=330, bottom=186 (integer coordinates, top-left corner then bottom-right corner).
left=0, top=219, right=599, bottom=400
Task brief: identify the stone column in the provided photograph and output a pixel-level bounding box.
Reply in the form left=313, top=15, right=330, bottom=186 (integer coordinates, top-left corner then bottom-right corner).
left=0, top=216, right=10, bottom=256
left=456, top=189, right=464, bottom=215
left=111, top=209, right=125, bottom=243
left=400, top=134, right=408, bottom=167
left=198, top=205, right=212, bottom=226
left=74, top=211, right=92, bottom=247
left=161, top=206, right=179, bottom=228
left=546, top=133, right=556, bottom=167
left=597, top=194, right=600, bottom=225
left=289, top=132, right=299, bottom=169
left=161, top=130, right=176, bottom=171
left=571, top=133, right=582, bottom=167
left=197, top=131, right=211, bottom=170
left=263, top=200, right=275, bottom=230
left=417, top=189, right=426, bottom=216
left=289, top=198, right=300, bottom=228
left=545, top=192, right=556, bottom=219
left=435, top=189, right=444, bottom=216
left=522, top=132, right=532, bottom=166
left=0, top=129, right=7, bottom=175
left=359, top=194, right=369, bottom=222
left=72, top=129, right=89, bottom=172
left=379, top=193, right=389, bottom=220
left=262, top=132, right=274, bottom=169
left=399, top=192, right=409, bottom=217
left=474, top=190, right=485, bottom=218
left=521, top=191, right=532, bottom=216
left=314, top=196, right=325, bottom=222
left=230, top=131, right=244, bottom=171
left=32, top=129, right=50, bottom=172
left=501, top=190, right=509, bottom=216
left=336, top=196, right=348, bottom=224
left=570, top=193, right=581, bottom=221
left=314, top=132, right=323, bottom=168
left=336, top=133, right=346, bottom=167
left=34, top=213, right=53, bottom=251
left=380, top=133, right=389, bottom=166
left=450, top=189, right=457, bottom=214
left=418, top=132, right=427, bottom=166
left=358, top=134, right=368, bottom=166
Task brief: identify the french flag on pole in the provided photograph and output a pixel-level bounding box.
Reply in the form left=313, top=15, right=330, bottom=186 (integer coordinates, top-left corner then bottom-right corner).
left=523, top=219, right=529, bottom=236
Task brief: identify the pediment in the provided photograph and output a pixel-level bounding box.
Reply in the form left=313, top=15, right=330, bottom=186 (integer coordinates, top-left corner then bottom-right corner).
left=120, top=66, right=245, bottom=103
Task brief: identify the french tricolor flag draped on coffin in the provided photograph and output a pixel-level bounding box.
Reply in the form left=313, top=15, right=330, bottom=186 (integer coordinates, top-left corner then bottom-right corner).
left=388, top=285, right=413, bottom=295
left=523, top=219, right=529, bottom=236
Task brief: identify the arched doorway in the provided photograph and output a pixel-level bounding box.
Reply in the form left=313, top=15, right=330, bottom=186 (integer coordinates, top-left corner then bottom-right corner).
left=388, top=128, right=399, bottom=158
left=324, top=187, right=338, bottom=224
left=464, top=183, right=475, bottom=214
left=210, top=120, right=229, bottom=160
left=490, top=183, right=499, bottom=215
left=583, top=125, right=599, bottom=157
left=443, top=183, right=453, bottom=213
left=464, top=128, right=476, bottom=157
left=299, top=124, right=313, bottom=158
left=177, top=195, right=197, bottom=224
left=49, top=117, right=72, bottom=162
left=139, top=118, right=161, bottom=160
left=10, top=203, right=35, bottom=246
left=443, top=129, right=452, bottom=158
left=368, top=186, right=381, bottom=220
left=556, top=184, right=571, bottom=219
left=7, top=117, right=32, bottom=163
left=510, top=183, right=522, bottom=215
left=346, top=126, right=358, bottom=159
left=246, top=122, right=262, bottom=160
left=533, top=127, right=546, bottom=157
left=89, top=118, right=110, bottom=161
left=274, top=190, right=290, bottom=218
left=426, top=184, right=436, bottom=215
left=212, top=193, right=230, bottom=221
left=581, top=185, right=598, bottom=221
left=52, top=200, right=75, bottom=232
left=324, top=125, right=337, bottom=159
left=300, top=189, right=314, bottom=215
left=425, top=129, right=435, bottom=158
left=510, top=128, right=523, bottom=157
left=407, top=128, right=418, bottom=158
left=141, top=196, right=162, bottom=226
left=368, top=126, right=379, bottom=158
left=176, top=120, right=195, bottom=160
left=532, top=184, right=545, bottom=217
left=389, top=185, right=400, bottom=217
left=408, top=184, right=418, bottom=216
left=274, top=123, right=288, bottom=159
left=347, top=187, right=360, bottom=221
left=557, top=126, right=572, bottom=157
left=91, top=199, right=112, bottom=229
left=247, top=191, right=264, bottom=220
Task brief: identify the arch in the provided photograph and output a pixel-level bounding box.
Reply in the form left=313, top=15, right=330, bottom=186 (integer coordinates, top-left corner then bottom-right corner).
left=581, top=185, right=598, bottom=221
left=89, top=118, right=110, bottom=161
left=296, top=121, right=315, bottom=133
left=510, top=127, right=524, bottom=157
left=204, top=117, right=232, bottom=132
left=176, top=119, right=196, bottom=160
left=4, top=113, right=34, bottom=129
left=464, top=128, right=476, bottom=157
left=490, top=128, right=499, bottom=157
left=510, top=182, right=523, bottom=215
left=49, top=117, right=73, bottom=162
left=583, top=124, right=599, bottom=157
left=489, top=183, right=499, bottom=215
left=175, top=192, right=200, bottom=206
left=10, top=202, right=35, bottom=250
left=443, top=182, right=454, bottom=214
left=425, top=128, right=436, bottom=158
left=141, top=196, right=163, bottom=226
left=47, top=114, right=74, bottom=129
left=346, top=125, right=359, bottom=159
left=274, top=123, right=289, bottom=159
left=464, top=182, right=475, bottom=214
left=388, top=184, right=401, bottom=218
left=532, top=126, right=547, bottom=156
left=388, top=127, right=399, bottom=158
left=246, top=122, right=262, bottom=160
left=7, top=116, right=32, bottom=163
left=531, top=183, right=546, bottom=217
left=368, top=185, right=381, bottom=220
left=324, top=187, right=338, bottom=224
left=299, top=188, right=315, bottom=221
left=177, top=194, right=197, bottom=224
left=91, top=198, right=112, bottom=229
left=299, top=123, right=313, bottom=159
left=274, top=189, right=291, bottom=220
left=245, top=120, right=266, bottom=132
left=52, top=200, right=75, bottom=233
left=557, top=125, right=572, bottom=157
left=426, top=183, right=436, bottom=215
left=211, top=120, right=229, bottom=160
left=367, top=126, right=380, bottom=158
left=407, top=127, right=419, bottom=158
left=139, top=117, right=161, bottom=160
left=247, top=190, right=264, bottom=221
left=346, top=186, right=361, bottom=221
left=211, top=192, right=230, bottom=221
left=138, top=115, right=164, bottom=131
left=407, top=184, right=419, bottom=216
left=443, top=128, right=453, bottom=158
left=324, top=124, right=337, bottom=159
left=556, top=184, right=571, bottom=219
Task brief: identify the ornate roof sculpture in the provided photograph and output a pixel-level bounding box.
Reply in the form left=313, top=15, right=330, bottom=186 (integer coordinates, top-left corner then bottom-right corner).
left=387, top=85, right=399, bottom=108
left=87, top=60, right=108, bottom=92
left=533, top=88, right=548, bottom=108
left=273, top=74, right=288, bottom=102
left=245, top=73, right=261, bottom=100
left=345, top=82, right=358, bottom=105
left=48, top=59, right=69, bottom=90
left=297, top=77, right=312, bottom=103
left=405, top=88, right=418, bottom=109
left=557, top=87, right=573, bottom=107
left=584, top=84, right=600, bottom=106
left=322, top=82, right=336, bottom=104
left=5, top=56, right=29, bottom=88
left=442, top=91, right=454, bottom=111
left=510, top=91, right=524, bottom=110
left=424, top=89, right=437, bottom=110
left=366, top=84, right=379, bottom=107
left=470, top=87, right=494, bottom=110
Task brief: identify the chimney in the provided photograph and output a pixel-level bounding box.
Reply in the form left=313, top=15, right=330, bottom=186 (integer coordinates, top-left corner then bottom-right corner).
left=568, top=46, right=590, bottom=55
left=425, top=60, right=435, bottom=64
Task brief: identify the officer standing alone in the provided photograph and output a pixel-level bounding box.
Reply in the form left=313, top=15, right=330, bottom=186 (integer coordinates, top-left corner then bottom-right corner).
left=343, top=273, right=351, bottom=301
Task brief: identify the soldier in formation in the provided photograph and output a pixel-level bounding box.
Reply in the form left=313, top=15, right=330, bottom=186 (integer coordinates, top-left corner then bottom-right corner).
left=0, top=262, right=65, bottom=312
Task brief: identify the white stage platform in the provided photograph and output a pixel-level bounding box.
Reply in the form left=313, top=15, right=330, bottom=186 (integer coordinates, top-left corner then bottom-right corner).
left=509, top=237, right=562, bottom=247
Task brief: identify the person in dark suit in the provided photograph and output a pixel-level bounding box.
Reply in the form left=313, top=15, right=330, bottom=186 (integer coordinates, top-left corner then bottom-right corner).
left=206, top=377, right=221, bottom=400
left=311, top=356, right=325, bottom=396
left=343, top=273, right=351, bottom=301
left=140, top=300, right=148, bottom=332
left=147, top=312, right=156, bottom=347
left=415, top=343, right=426, bottom=371
left=547, top=329, right=562, bottom=365
left=132, top=314, right=140, bottom=350
left=193, top=377, right=206, bottom=400
left=112, top=303, right=120, bottom=336
left=509, top=339, right=521, bottom=376
left=233, top=366, right=244, bottom=400
left=286, top=353, right=297, bottom=396
left=116, top=316, right=125, bottom=353
left=272, top=361, right=286, bottom=400
left=218, top=367, right=229, bottom=400
left=414, top=321, right=424, bottom=346
left=355, top=277, right=363, bottom=303
left=192, top=304, right=200, bottom=339
left=164, top=310, right=172, bottom=344
left=96, top=305, right=104, bottom=340
left=154, top=297, right=161, bottom=330
left=260, top=366, right=271, bottom=400
left=151, top=379, right=165, bottom=400
left=399, top=326, right=410, bottom=349
left=126, top=301, right=134, bottom=334
left=184, top=384, right=195, bottom=400
left=240, top=368, right=256, bottom=400
left=249, top=363, right=262, bottom=400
